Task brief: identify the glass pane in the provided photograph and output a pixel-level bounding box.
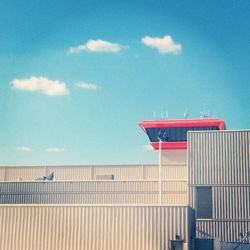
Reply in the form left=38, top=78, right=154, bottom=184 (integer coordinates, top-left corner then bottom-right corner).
left=145, top=126, right=219, bottom=142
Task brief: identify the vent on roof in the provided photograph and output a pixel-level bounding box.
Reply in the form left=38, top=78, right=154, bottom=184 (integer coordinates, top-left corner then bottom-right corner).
left=95, top=174, right=115, bottom=180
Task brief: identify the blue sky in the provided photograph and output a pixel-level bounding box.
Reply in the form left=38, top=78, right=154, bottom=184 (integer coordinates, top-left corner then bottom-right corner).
left=0, top=0, right=249, bottom=165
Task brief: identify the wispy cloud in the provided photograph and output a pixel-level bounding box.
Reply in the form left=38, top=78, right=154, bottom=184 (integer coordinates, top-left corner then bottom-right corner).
left=141, top=35, right=182, bottom=55
left=47, top=148, right=66, bottom=153
left=75, top=82, right=100, bottom=90
left=11, top=76, right=69, bottom=96
left=17, top=146, right=32, bottom=152
left=69, top=39, right=125, bottom=54
left=143, top=144, right=153, bottom=151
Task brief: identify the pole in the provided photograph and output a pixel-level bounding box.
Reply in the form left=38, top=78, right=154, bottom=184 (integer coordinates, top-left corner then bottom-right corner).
left=159, top=139, right=162, bottom=204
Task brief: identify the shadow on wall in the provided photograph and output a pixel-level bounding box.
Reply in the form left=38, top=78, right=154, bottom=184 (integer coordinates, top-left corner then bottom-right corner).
left=220, top=242, right=250, bottom=250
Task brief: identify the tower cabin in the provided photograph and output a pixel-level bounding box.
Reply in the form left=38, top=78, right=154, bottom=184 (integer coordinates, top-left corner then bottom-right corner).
left=139, top=118, right=226, bottom=151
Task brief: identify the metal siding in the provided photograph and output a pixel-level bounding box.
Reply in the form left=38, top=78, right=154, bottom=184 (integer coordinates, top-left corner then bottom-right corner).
left=143, top=165, right=159, bottom=180
left=188, top=130, right=250, bottom=243
left=188, top=131, right=250, bottom=185
left=0, top=164, right=187, bottom=181
left=0, top=205, right=192, bottom=250
left=0, top=168, right=5, bottom=181
left=212, top=186, right=250, bottom=220
left=5, top=167, right=46, bottom=181
left=196, top=220, right=250, bottom=243
left=47, top=165, right=92, bottom=180
left=162, top=164, right=187, bottom=179
left=0, top=180, right=187, bottom=205
left=93, top=165, right=144, bottom=180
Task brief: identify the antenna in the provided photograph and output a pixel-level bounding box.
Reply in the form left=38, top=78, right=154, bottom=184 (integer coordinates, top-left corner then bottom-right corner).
left=184, top=110, right=189, bottom=119
left=200, top=111, right=211, bottom=119
left=165, top=110, right=168, bottom=119
left=153, top=111, right=156, bottom=119
left=160, top=110, right=164, bottom=120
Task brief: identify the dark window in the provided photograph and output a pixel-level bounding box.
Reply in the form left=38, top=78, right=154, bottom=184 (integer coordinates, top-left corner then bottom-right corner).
left=196, top=187, right=212, bottom=218
left=145, top=126, right=219, bottom=142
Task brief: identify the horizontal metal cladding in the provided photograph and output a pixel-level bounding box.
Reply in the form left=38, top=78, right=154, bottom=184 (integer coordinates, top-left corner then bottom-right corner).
left=188, top=130, right=250, bottom=185
left=196, top=219, right=250, bottom=243
left=0, top=205, right=192, bottom=250
left=0, top=164, right=187, bottom=181
left=0, top=180, right=188, bottom=205
left=189, top=186, right=250, bottom=219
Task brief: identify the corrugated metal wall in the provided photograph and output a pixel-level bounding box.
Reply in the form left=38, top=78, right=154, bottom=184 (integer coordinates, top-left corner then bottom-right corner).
left=188, top=130, right=250, bottom=243
left=196, top=219, right=250, bottom=242
left=0, top=164, right=187, bottom=181
left=0, top=180, right=187, bottom=205
left=0, top=204, right=194, bottom=250
left=188, top=131, right=249, bottom=185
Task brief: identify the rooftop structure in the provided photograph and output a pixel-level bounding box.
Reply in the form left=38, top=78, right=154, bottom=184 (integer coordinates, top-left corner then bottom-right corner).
left=139, top=118, right=226, bottom=150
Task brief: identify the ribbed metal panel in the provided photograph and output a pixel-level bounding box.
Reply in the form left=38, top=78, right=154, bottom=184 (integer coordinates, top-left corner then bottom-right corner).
left=0, top=168, right=5, bottom=181
left=189, top=185, right=250, bottom=219
left=213, top=186, right=250, bottom=219
left=188, top=131, right=250, bottom=185
left=5, top=167, right=46, bottom=181
left=0, top=164, right=187, bottom=181
left=143, top=165, right=159, bottom=179
left=188, top=130, right=250, bottom=243
left=0, top=205, right=193, bottom=250
left=0, top=180, right=187, bottom=205
left=162, top=164, right=187, bottom=179
left=93, top=165, right=144, bottom=180
left=196, top=220, right=250, bottom=243
left=47, top=165, right=92, bottom=180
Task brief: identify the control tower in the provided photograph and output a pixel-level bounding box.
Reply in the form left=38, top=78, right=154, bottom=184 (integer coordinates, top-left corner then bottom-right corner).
left=139, top=118, right=226, bottom=150
left=139, top=118, right=226, bottom=172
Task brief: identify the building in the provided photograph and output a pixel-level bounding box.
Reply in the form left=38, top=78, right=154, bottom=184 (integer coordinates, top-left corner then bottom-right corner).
left=0, top=118, right=249, bottom=250
left=188, top=130, right=250, bottom=248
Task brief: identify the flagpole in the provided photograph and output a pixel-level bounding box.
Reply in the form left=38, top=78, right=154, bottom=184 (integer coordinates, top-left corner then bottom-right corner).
left=159, top=139, right=162, bottom=204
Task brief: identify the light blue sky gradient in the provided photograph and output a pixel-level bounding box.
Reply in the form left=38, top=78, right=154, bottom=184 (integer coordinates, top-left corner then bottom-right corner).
left=0, top=0, right=249, bottom=165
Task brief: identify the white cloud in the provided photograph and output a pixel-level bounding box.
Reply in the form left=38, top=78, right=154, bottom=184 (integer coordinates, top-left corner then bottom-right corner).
left=143, top=144, right=153, bottom=151
left=75, top=82, right=100, bottom=90
left=69, top=39, right=124, bottom=54
left=141, top=35, right=182, bottom=55
left=17, top=146, right=32, bottom=152
left=11, top=76, right=69, bottom=96
left=47, top=148, right=66, bottom=153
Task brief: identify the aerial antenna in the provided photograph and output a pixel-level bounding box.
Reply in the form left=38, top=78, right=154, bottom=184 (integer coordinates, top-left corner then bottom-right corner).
left=160, top=110, right=164, bottom=120
left=153, top=111, right=156, bottom=119
left=200, top=110, right=211, bottom=119
left=184, top=110, right=189, bottom=119
left=165, top=110, right=168, bottom=119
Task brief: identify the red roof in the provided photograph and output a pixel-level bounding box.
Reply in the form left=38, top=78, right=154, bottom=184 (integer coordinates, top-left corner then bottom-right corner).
left=139, top=118, right=226, bottom=130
